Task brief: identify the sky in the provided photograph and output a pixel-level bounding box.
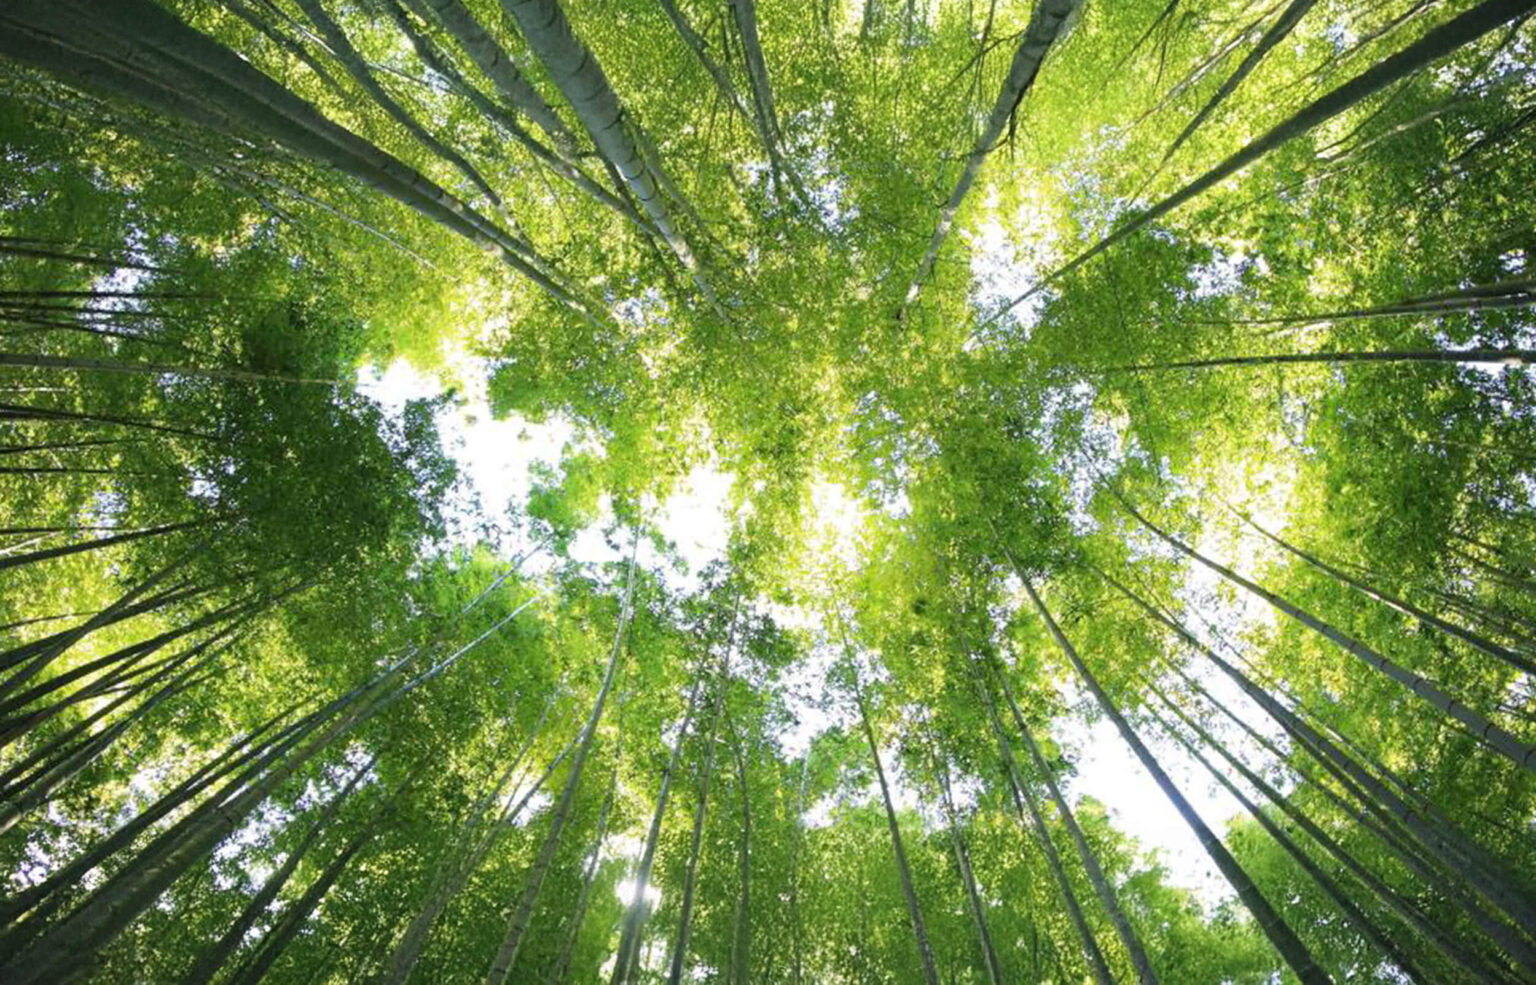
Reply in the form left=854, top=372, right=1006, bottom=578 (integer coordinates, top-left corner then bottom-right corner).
left=358, top=355, right=1288, bottom=910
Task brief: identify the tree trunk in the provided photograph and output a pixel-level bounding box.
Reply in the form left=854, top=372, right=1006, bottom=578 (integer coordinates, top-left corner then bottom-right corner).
left=180, top=754, right=375, bottom=985
left=854, top=672, right=942, bottom=985
left=1159, top=672, right=1526, bottom=984
left=376, top=696, right=562, bottom=985
left=664, top=677, right=727, bottom=985
left=383, top=0, right=646, bottom=234
left=548, top=769, right=617, bottom=985
left=1449, top=542, right=1536, bottom=601
left=0, top=626, right=198, bottom=748
left=291, top=0, right=505, bottom=210
left=1114, top=492, right=1536, bottom=776
left=658, top=0, right=758, bottom=142
left=989, top=659, right=1159, bottom=984
left=0, top=593, right=263, bottom=738
left=214, top=0, right=349, bottom=97
left=1155, top=0, right=1317, bottom=168
left=0, top=650, right=418, bottom=984
left=1234, top=509, right=1536, bottom=676
left=789, top=755, right=808, bottom=985
left=225, top=818, right=378, bottom=985
left=1110, top=347, right=1536, bottom=374
left=987, top=0, right=1536, bottom=324
left=1091, top=565, right=1536, bottom=945
left=0, top=541, right=211, bottom=694
left=727, top=718, right=752, bottom=985
left=1017, top=574, right=1332, bottom=985
left=1428, top=584, right=1536, bottom=650
left=0, top=706, right=297, bottom=937
left=1145, top=687, right=1431, bottom=984
left=0, top=0, right=586, bottom=314
left=900, top=0, right=1078, bottom=318
left=1193, top=276, right=1536, bottom=326
left=931, top=747, right=1006, bottom=985
left=483, top=553, right=637, bottom=985
left=0, top=400, right=217, bottom=441
left=727, top=0, right=799, bottom=200
left=380, top=731, right=576, bottom=983
left=0, top=314, right=191, bottom=351
left=0, top=438, right=135, bottom=458
left=0, top=580, right=204, bottom=680
left=1279, top=698, right=1536, bottom=976
left=0, top=653, right=188, bottom=796
left=1178, top=590, right=1536, bottom=972
left=408, top=0, right=579, bottom=154
left=0, top=635, right=225, bottom=834
left=0, top=518, right=204, bottom=573
left=609, top=670, right=709, bottom=985
left=498, top=0, right=721, bottom=311
left=0, top=238, right=164, bottom=271
left=973, top=667, right=1114, bottom=985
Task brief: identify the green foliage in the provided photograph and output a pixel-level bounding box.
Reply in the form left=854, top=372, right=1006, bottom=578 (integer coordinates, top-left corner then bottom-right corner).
left=3, top=1, right=1536, bottom=984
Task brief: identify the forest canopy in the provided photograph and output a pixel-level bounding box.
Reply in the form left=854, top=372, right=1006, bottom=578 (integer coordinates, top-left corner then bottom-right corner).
left=2, top=0, right=1536, bottom=983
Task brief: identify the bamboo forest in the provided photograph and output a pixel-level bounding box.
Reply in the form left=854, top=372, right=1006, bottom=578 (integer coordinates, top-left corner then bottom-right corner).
left=5, top=0, right=1536, bottom=982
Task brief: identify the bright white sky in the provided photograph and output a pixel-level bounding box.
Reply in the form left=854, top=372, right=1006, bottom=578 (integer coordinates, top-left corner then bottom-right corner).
left=358, top=356, right=1287, bottom=910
